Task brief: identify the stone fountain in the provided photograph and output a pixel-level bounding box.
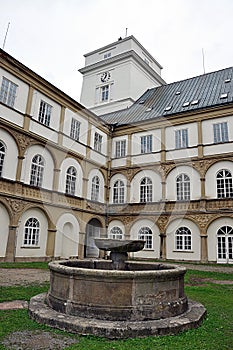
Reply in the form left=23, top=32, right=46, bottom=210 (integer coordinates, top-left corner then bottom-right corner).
left=29, top=239, right=206, bottom=339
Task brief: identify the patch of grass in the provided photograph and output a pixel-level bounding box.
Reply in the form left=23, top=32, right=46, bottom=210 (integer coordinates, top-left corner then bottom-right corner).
left=0, top=271, right=232, bottom=349
left=185, top=269, right=233, bottom=283
left=0, top=284, right=49, bottom=302
left=0, top=261, right=49, bottom=269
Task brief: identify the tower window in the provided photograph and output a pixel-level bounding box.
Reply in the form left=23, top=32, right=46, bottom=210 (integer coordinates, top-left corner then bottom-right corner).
left=101, top=85, right=109, bottom=102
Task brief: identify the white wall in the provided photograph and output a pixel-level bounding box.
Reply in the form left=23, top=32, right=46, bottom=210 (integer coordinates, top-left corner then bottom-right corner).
left=207, top=217, right=233, bottom=262
left=0, top=68, right=29, bottom=113
left=21, top=144, right=54, bottom=190
left=130, top=219, right=160, bottom=259
left=130, top=169, right=162, bottom=202
left=166, top=165, right=201, bottom=201
left=58, top=157, right=83, bottom=197
left=55, top=213, right=80, bottom=258
left=0, top=203, right=9, bottom=258
left=16, top=208, right=48, bottom=258
left=0, top=128, right=18, bottom=180
left=166, top=218, right=201, bottom=261
left=205, top=161, right=233, bottom=198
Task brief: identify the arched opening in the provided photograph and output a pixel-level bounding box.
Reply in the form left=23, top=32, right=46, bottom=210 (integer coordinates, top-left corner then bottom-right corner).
left=85, top=218, right=102, bottom=258
left=217, top=226, right=233, bottom=264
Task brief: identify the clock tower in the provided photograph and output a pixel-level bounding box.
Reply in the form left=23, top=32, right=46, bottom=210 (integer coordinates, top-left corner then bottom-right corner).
left=79, top=36, right=165, bottom=116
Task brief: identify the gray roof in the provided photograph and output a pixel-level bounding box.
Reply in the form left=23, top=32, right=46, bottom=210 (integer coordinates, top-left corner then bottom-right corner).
left=100, top=67, right=233, bottom=126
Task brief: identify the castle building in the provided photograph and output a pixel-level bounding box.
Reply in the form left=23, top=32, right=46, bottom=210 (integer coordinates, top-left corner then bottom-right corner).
left=0, top=36, right=233, bottom=263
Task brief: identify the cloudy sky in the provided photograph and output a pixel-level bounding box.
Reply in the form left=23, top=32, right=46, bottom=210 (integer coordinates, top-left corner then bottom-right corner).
left=1, top=0, right=233, bottom=101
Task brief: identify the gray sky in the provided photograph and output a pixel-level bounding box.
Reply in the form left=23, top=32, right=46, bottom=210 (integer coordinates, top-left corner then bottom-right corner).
left=1, top=0, right=233, bottom=101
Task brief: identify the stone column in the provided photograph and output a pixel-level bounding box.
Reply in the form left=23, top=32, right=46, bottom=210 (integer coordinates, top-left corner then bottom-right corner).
left=160, top=127, right=166, bottom=162
left=197, top=121, right=203, bottom=158
left=16, top=155, right=25, bottom=182
left=159, top=233, right=166, bottom=259
left=78, top=231, right=85, bottom=259
left=126, top=134, right=132, bottom=167
left=58, top=106, right=65, bottom=146
left=200, top=228, right=208, bottom=262
left=5, top=225, right=18, bottom=262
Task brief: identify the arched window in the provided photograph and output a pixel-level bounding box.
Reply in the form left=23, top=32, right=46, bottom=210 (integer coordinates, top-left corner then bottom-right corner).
left=65, top=166, right=77, bottom=195
left=30, top=154, right=44, bottom=187
left=113, top=180, right=125, bottom=203
left=109, top=226, right=123, bottom=239
left=140, top=177, right=152, bottom=203
left=23, top=217, right=40, bottom=246
left=0, top=141, right=6, bottom=177
left=217, top=226, right=233, bottom=262
left=91, top=176, right=100, bottom=201
left=138, top=227, right=153, bottom=249
left=216, top=169, right=233, bottom=198
left=175, top=227, right=192, bottom=250
left=176, top=174, right=190, bottom=201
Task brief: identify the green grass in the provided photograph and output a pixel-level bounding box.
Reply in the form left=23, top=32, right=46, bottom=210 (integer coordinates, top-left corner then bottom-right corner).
left=0, top=261, right=49, bottom=269
left=0, top=269, right=232, bottom=349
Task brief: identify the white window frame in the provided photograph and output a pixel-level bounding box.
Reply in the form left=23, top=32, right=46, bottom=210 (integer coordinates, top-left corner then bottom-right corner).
left=140, top=135, right=152, bottom=154
left=176, top=173, right=190, bottom=201
left=115, top=140, right=126, bottom=158
left=213, top=122, right=229, bottom=143
left=94, top=132, right=103, bottom=153
left=70, top=118, right=80, bottom=141
left=0, top=141, right=6, bottom=177
left=138, top=227, right=153, bottom=249
left=109, top=227, right=123, bottom=240
left=113, top=180, right=125, bottom=204
left=91, top=176, right=100, bottom=201
left=101, top=85, right=109, bottom=102
left=30, top=154, right=44, bottom=187
left=23, top=217, right=40, bottom=246
left=175, top=227, right=192, bottom=251
left=65, top=166, right=77, bottom=196
left=0, top=77, right=18, bottom=107
left=216, top=169, right=233, bottom=198
left=140, top=177, right=152, bottom=203
left=38, top=100, right=52, bottom=127
left=217, top=226, right=233, bottom=263
left=175, top=129, right=188, bottom=149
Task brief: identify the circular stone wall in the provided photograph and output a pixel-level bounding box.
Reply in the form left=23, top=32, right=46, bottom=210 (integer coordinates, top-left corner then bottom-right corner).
left=46, top=260, right=188, bottom=321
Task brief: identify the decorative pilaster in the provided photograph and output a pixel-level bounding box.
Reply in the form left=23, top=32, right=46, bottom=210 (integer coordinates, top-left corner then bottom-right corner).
left=46, top=228, right=57, bottom=257
left=23, top=86, right=34, bottom=131
left=5, top=225, right=18, bottom=262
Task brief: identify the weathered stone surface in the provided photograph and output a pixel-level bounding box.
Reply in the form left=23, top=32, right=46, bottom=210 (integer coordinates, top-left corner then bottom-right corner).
left=29, top=293, right=206, bottom=339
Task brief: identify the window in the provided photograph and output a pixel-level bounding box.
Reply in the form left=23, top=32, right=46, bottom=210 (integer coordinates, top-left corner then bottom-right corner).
left=138, top=227, right=153, bottom=249
left=175, top=227, right=192, bottom=251
left=109, top=227, right=123, bottom=239
left=141, top=135, right=152, bottom=153
left=70, top=118, right=80, bottom=141
left=0, top=77, right=18, bottom=107
left=23, top=217, right=40, bottom=246
left=176, top=174, right=190, bottom=201
left=140, top=177, right=152, bottom=203
left=101, top=85, right=109, bottom=101
left=113, top=180, right=125, bottom=204
left=91, top=176, right=100, bottom=201
left=217, top=226, right=233, bottom=262
left=38, top=100, right=52, bottom=127
left=0, top=141, right=6, bottom=177
left=66, top=166, right=77, bottom=196
left=175, top=129, right=188, bottom=149
left=216, top=169, right=233, bottom=198
left=213, top=122, right=229, bottom=143
left=30, top=154, right=44, bottom=187
left=104, top=52, right=111, bottom=59
left=94, top=132, right=103, bottom=153
left=115, top=140, right=126, bottom=158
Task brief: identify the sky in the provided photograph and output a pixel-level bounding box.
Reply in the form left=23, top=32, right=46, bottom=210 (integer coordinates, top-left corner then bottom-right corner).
left=0, top=0, right=233, bottom=101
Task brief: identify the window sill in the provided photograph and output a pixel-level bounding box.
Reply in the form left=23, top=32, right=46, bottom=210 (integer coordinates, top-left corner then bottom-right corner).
left=21, top=246, right=40, bottom=249
left=173, top=250, right=193, bottom=253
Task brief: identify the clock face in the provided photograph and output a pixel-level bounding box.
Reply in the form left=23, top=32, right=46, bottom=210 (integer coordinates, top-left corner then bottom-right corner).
left=101, top=71, right=111, bottom=82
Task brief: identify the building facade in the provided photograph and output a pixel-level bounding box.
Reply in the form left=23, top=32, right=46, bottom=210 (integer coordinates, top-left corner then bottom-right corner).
left=0, top=37, right=233, bottom=264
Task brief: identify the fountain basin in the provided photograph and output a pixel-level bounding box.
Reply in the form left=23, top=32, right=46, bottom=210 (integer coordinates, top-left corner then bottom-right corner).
left=46, top=260, right=188, bottom=321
